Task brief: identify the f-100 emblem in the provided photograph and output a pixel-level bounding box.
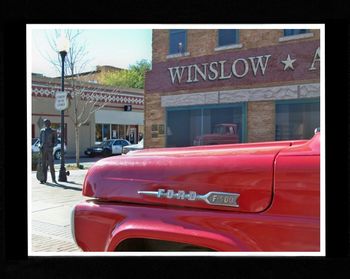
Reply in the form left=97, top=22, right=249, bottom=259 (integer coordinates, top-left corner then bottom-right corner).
left=137, top=189, right=240, bottom=207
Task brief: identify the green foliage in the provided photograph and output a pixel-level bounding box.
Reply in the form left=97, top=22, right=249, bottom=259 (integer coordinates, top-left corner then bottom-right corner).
left=99, top=59, right=151, bottom=89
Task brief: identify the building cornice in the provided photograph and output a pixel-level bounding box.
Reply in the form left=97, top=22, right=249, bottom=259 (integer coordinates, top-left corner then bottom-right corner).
left=31, top=75, right=144, bottom=96
left=32, top=82, right=144, bottom=106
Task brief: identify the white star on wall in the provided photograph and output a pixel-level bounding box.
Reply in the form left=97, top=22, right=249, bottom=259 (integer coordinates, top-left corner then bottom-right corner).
left=281, top=54, right=296, bottom=71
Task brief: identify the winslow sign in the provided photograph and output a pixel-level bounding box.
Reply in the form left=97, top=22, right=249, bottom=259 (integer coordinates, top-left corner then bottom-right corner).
left=168, top=48, right=319, bottom=84
left=168, top=55, right=272, bottom=84
left=145, top=40, right=320, bottom=93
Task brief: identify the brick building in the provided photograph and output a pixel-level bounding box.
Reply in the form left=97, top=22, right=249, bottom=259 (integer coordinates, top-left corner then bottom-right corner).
left=32, top=73, right=144, bottom=156
left=65, top=65, right=124, bottom=84
left=144, top=28, right=321, bottom=148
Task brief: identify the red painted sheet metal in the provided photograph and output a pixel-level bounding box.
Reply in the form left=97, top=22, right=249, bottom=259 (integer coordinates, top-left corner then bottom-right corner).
left=82, top=141, right=304, bottom=213
left=74, top=201, right=320, bottom=252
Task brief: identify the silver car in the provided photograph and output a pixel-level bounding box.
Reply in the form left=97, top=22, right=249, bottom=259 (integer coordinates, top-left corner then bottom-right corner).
left=122, top=139, right=144, bottom=154
left=32, top=138, right=67, bottom=160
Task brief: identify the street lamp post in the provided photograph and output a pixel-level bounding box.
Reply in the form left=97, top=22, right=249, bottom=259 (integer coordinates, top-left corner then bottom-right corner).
left=57, top=35, right=69, bottom=182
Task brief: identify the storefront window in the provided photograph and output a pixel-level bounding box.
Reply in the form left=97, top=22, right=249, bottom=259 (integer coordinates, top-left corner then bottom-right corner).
left=96, top=123, right=111, bottom=142
left=166, top=104, right=245, bottom=147
left=118, top=125, right=126, bottom=139
left=275, top=99, right=320, bottom=140
left=111, top=124, right=118, bottom=139
left=102, top=124, right=111, bottom=140
left=96, top=123, right=141, bottom=142
left=95, top=124, right=102, bottom=142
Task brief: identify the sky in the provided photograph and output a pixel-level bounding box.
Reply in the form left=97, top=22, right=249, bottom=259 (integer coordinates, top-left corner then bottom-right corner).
left=28, top=24, right=320, bottom=78
left=29, top=26, right=152, bottom=77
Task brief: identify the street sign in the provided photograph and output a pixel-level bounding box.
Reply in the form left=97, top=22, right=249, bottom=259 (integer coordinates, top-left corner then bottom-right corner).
left=124, top=105, right=132, bottom=111
left=55, top=91, right=69, bottom=111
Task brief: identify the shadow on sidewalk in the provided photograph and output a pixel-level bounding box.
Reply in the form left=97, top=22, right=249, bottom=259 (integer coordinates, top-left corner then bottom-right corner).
left=64, top=181, right=82, bottom=185
left=45, top=182, right=82, bottom=191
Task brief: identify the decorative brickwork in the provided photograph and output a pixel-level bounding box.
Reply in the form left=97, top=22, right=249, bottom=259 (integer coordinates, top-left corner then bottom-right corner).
left=32, top=84, right=144, bottom=105
left=160, top=84, right=320, bottom=107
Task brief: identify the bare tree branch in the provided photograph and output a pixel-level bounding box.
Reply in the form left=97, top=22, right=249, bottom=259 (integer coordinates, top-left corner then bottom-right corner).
left=39, top=29, right=114, bottom=167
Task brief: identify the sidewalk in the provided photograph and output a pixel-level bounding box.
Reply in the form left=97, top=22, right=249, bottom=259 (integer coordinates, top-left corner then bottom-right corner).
left=54, top=161, right=97, bottom=171
left=30, top=166, right=90, bottom=253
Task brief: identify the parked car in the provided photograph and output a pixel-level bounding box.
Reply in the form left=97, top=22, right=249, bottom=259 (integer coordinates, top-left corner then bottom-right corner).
left=193, top=123, right=240, bottom=146
left=122, top=139, right=144, bottom=154
left=32, top=138, right=66, bottom=160
left=84, top=139, right=130, bottom=157
left=72, top=131, right=320, bottom=252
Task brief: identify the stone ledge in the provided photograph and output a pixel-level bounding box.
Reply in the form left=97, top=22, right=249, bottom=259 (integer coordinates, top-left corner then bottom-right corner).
left=161, top=83, right=320, bottom=107
left=214, top=43, right=243, bottom=51
left=278, top=33, right=314, bottom=42
left=161, top=91, right=219, bottom=107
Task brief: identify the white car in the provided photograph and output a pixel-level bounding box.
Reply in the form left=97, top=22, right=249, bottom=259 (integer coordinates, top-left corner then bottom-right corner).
left=32, top=138, right=67, bottom=160
left=122, top=139, right=144, bottom=154
left=84, top=139, right=131, bottom=157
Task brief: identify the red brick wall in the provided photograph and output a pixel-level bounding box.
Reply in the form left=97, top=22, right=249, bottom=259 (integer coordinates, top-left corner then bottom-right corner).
left=145, top=29, right=320, bottom=148
left=152, top=29, right=320, bottom=63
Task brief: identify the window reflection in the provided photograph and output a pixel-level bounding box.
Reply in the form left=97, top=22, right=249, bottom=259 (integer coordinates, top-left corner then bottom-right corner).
left=166, top=105, right=244, bottom=147
left=275, top=100, right=320, bottom=140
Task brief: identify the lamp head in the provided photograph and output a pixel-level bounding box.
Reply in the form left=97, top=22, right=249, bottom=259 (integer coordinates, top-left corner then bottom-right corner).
left=57, top=34, right=70, bottom=54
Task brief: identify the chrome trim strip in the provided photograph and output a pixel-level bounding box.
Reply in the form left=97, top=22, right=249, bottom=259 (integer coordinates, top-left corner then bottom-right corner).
left=138, top=189, right=240, bottom=207
left=198, top=191, right=240, bottom=207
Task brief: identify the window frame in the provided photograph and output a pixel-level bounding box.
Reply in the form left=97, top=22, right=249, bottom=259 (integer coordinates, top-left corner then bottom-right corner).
left=275, top=98, right=320, bottom=141
left=165, top=103, right=247, bottom=147
left=283, top=29, right=308, bottom=36
left=217, top=29, right=240, bottom=47
left=168, top=29, right=188, bottom=55
left=215, top=29, right=242, bottom=51
left=279, top=29, right=314, bottom=42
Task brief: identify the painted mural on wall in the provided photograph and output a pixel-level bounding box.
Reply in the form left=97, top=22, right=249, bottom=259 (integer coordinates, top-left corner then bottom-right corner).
left=146, top=40, right=320, bottom=93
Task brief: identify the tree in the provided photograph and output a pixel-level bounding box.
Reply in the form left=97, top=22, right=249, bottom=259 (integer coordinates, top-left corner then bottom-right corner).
left=99, top=59, right=151, bottom=89
left=42, top=30, right=116, bottom=167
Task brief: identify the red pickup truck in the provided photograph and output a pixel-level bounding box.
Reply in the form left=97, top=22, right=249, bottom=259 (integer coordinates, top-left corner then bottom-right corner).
left=71, top=132, right=320, bottom=252
left=193, top=123, right=240, bottom=145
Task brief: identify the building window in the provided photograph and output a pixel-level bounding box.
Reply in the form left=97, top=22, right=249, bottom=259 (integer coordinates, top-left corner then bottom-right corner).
left=96, top=124, right=112, bottom=141
left=118, top=125, right=126, bottom=140
left=169, top=29, right=187, bottom=55
left=95, top=124, right=103, bottom=142
left=218, top=29, right=239, bottom=47
left=111, top=124, right=118, bottom=139
left=166, top=104, right=246, bottom=147
left=96, top=124, right=140, bottom=143
left=275, top=99, right=320, bottom=141
left=283, top=29, right=308, bottom=36
left=279, top=29, right=313, bottom=42
left=102, top=124, right=111, bottom=140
